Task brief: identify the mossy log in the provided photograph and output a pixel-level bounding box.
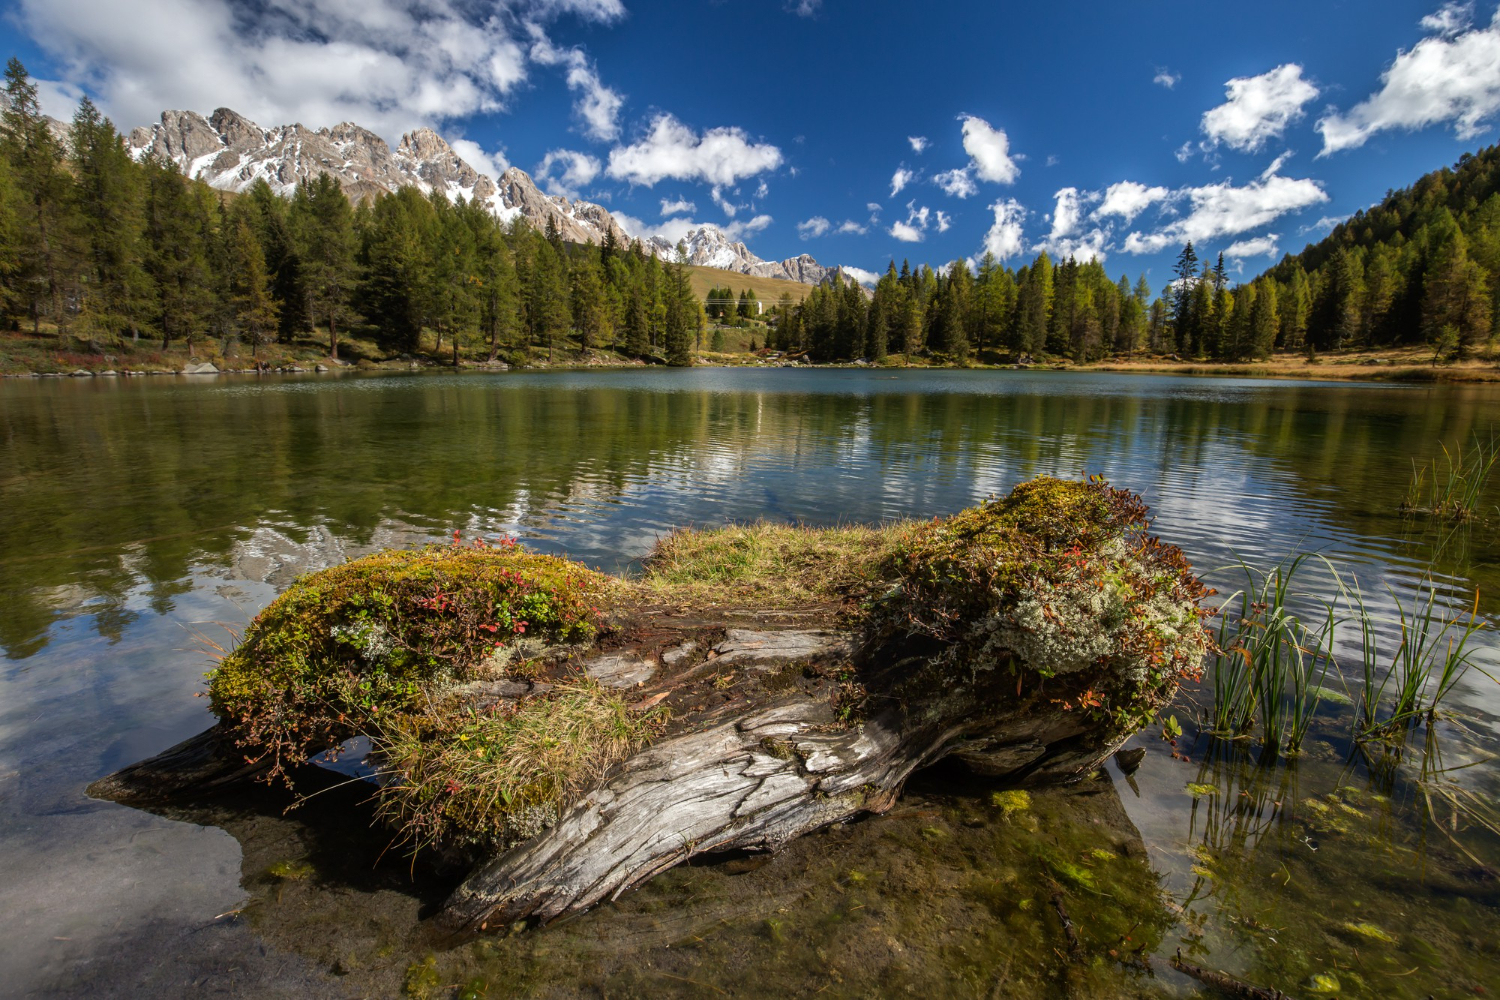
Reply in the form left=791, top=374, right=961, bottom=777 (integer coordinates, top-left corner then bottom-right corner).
left=90, top=478, right=1211, bottom=935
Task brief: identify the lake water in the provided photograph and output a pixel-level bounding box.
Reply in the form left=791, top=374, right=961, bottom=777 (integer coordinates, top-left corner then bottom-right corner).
left=1, top=368, right=1497, bottom=998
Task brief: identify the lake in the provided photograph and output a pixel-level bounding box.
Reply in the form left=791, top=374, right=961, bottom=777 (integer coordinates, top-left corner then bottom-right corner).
left=1, top=368, right=1496, bottom=998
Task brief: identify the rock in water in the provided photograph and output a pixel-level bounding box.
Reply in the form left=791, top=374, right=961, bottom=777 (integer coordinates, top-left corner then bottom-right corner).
left=90, top=478, right=1210, bottom=935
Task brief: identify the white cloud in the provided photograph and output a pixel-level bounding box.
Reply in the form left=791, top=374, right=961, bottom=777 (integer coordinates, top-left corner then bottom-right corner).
left=1423, top=1, right=1474, bottom=35
left=1201, top=64, right=1319, bottom=152
left=1034, top=187, right=1109, bottom=262
left=798, top=216, right=832, bottom=239
left=15, top=0, right=628, bottom=143
left=839, top=265, right=881, bottom=286
left=960, top=115, right=1020, bottom=184
left=1095, top=180, right=1168, bottom=224
left=449, top=138, right=509, bottom=179
left=890, top=222, right=924, bottom=242
left=710, top=186, right=739, bottom=217
left=1046, top=188, right=1084, bottom=240
left=982, top=199, right=1027, bottom=260
left=535, top=148, right=601, bottom=199
left=908, top=135, right=928, bottom=154
left=660, top=197, right=696, bottom=216
left=1154, top=67, right=1181, bottom=89
left=755, top=179, right=768, bottom=199
left=936, top=210, right=952, bottom=233
left=618, top=213, right=773, bottom=246
left=890, top=167, right=915, bottom=197
left=1175, top=141, right=1196, bottom=163
left=788, top=0, right=821, bottom=15
left=1224, top=234, right=1281, bottom=259
left=1319, top=6, right=1500, bottom=154
left=1300, top=214, right=1345, bottom=234
left=526, top=26, right=624, bottom=142
left=606, top=113, right=782, bottom=187
left=889, top=203, right=931, bottom=242
left=838, top=220, right=868, bottom=235
left=1122, top=161, right=1328, bottom=253
left=933, top=167, right=978, bottom=198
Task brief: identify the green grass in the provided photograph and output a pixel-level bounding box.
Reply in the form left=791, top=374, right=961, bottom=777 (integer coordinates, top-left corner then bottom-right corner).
left=374, top=679, right=666, bottom=854
left=1401, top=434, right=1499, bottom=520
left=1206, top=552, right=1492, bottom=750
left=638, top=519, right=907, bottom=610
left=685, top=265, right=814, bottom=307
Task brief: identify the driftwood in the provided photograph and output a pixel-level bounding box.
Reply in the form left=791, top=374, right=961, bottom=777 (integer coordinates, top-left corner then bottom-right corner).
left=90, top=479, right=1210, bottom=935
left=1169, top=950, right=1299, bottom=1000
left=94, top=607, right=1159, bottom=936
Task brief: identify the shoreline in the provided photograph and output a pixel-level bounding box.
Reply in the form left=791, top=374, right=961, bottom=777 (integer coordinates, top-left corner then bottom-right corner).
left=4, top=340, right=1498, bottom=385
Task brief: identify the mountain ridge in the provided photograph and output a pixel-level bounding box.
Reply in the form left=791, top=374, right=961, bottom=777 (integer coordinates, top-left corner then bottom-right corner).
left=126, top=107, right=851, bottom=287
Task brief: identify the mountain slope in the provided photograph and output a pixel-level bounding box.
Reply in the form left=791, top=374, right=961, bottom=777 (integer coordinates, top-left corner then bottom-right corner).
left=126, top=107, right=847, bottom=286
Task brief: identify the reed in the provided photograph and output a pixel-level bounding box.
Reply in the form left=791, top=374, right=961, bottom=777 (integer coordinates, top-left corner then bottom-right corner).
left=1206, top=555, right=1338, bottom=754
left=1210, top=558, right=1493, bottom=750
left=1401, top=434, right=1499, bottom=520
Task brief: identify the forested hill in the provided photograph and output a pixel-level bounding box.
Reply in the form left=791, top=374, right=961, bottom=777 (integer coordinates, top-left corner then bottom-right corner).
left=1259, top=144, right=1500, bottom=358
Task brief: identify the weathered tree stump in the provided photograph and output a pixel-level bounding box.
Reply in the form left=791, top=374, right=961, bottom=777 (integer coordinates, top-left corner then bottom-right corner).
left=90, top=478, right=1210, bottom=936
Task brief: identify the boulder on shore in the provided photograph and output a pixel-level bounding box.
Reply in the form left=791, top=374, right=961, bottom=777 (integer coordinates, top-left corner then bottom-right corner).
left=90, top=477, right=1210, bottom=935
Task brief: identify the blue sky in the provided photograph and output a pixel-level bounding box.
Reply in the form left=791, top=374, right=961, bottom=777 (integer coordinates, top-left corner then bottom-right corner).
left=5, top=0, right=1500, bottom=288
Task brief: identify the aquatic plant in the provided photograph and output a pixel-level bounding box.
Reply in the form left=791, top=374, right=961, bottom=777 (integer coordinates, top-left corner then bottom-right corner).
left=1205, top=554, right=1338, bottom=753
left=1401, top=433, right=1498, bottom=520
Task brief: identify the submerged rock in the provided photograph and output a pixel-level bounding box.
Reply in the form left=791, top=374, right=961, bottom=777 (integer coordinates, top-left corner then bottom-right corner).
left=91, top=477, right=1211, bottom=934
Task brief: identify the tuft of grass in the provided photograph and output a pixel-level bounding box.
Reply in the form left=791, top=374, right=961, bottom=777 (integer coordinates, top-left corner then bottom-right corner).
left=1206, top=554, right=1338, bottom=753
left=374, top=680, right=667, bottom=854
left=1401, top=434, right=1499, bottom=520
left=638, top=520, right=906, bottom=609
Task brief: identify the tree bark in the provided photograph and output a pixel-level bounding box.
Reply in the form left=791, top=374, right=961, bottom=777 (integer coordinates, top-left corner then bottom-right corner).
left=92, top=605, right=1173, bottom=939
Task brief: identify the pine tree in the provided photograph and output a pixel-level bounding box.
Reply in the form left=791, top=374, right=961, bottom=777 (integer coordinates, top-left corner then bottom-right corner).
left=69, top=96, right=151, bottom=344
left=663, top=241, right=694, bottom=366
left=624, top=286, right=649, bottom=356
left=226, top=215, right=279, bottom=356
left=2, top=59, right=80, bottom=333
left=143, top=161, right=215, bottom=353
left=571, top=251, right=609, bottom=353
left=292, top=174, right=357, bottom=359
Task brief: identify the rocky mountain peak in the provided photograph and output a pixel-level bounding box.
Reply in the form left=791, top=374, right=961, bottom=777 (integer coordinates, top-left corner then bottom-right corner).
left=125, top=105, right=844, bottom=286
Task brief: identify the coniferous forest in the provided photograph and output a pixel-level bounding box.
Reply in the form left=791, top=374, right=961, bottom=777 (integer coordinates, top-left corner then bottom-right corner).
left=0, top=60, right=702, bottom=368
left=6, top=49, right=1500, bottom=371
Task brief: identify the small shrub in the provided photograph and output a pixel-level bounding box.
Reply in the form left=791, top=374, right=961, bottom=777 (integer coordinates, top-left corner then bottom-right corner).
left=879, top=476, right=1210, bottom=714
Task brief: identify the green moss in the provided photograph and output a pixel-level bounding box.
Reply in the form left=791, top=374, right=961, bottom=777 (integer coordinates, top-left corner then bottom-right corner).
left=879, top=475, right=1209, bottom=712
left=1186, top=782, right=1218, bottom=797
left=266, top=859, right=316, bottom=881
left=402, top=956, right=443, bottom=999
left=1342, top=921, right=1397, bottom=943
left=208, top=539, right=610, bottom=781
left=990, top=789, right=1032, bottom=817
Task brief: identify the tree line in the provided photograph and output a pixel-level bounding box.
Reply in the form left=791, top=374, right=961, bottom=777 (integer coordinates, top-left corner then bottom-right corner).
left=772, top=254, right=1157, bottom=364
left=1258, top=144, right=1500, bottom=360
left=0, top=59, right=703, bottom=366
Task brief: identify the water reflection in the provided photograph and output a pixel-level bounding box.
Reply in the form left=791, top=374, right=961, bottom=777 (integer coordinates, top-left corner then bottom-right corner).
left=1, top=368, right=1497, bottom=997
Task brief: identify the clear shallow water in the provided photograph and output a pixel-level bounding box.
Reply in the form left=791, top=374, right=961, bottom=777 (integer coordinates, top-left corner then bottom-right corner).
left=1, top=368, right=1497, bottom=997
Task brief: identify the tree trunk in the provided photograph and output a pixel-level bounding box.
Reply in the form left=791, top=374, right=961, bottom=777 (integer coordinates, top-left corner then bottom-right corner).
left=93, top=609, right=1158, bottom=938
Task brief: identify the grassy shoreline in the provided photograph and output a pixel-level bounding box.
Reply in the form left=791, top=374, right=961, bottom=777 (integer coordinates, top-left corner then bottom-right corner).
left=5, top=328, right=1498, bottom=383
